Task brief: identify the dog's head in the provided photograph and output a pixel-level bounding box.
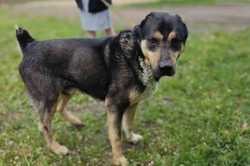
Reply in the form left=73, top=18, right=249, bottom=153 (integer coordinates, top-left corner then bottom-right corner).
left=134, top=12, right=188, bottom=81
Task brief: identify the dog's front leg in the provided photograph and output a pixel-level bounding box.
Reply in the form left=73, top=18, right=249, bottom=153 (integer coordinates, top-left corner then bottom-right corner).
left=122, top=104, right=143, bottom=144
left=107, top=106, right=128, bottom=166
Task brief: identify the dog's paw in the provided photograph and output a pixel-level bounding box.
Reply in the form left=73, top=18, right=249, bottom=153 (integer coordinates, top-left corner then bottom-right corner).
left=50, top=142, right=69, bottom=155
left=112, top=156, right=128, bottom=166
left=128, top=133, right=143, bottom=144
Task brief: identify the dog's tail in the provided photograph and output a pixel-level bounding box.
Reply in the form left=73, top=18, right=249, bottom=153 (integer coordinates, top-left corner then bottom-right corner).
left=15, top=25, right=35, bottom=50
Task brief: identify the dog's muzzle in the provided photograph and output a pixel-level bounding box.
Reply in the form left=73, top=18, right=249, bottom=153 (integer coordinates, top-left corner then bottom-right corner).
left=159, top=61, right=176, bottom=77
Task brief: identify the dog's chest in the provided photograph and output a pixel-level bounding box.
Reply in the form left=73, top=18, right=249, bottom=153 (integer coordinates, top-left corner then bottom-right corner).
left=129, top=79, right=156, bottom=106
left=141, top=79, right=157, bottom=99
left=129, top=58, right=157, bottom=105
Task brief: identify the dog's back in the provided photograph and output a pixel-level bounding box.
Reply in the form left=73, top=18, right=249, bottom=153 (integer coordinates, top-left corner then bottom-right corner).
left=16, top=27, right=110, bottom=102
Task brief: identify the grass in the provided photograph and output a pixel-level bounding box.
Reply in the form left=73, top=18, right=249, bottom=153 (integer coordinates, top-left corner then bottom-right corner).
left=0, top=8, right=250, bottom=166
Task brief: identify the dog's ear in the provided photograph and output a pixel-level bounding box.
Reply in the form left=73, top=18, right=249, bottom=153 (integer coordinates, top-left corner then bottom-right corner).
left=134, top=12, right=155, bottom=40
left=175, top=14, right=188, bottom=44
left=133, top=25, right=142, bottom=41
left=140, top=12, right=155, bottom=28
left=182, top=22, right=188, bottom=44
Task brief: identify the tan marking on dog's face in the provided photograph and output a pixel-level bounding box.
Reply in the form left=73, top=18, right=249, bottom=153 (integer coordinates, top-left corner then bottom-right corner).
left=168, top=31, right=177, bottom=42
left=168, top=31, right=184, bottom=60
left=153, top=31, right=163, bottom=41
left=141, top=40, right=161, bottom=70
left=169, top=50, right=180, bottom=64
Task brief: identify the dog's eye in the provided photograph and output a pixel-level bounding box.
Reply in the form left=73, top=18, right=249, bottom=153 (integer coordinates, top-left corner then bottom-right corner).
left=171, top=38, right=181, bottom=51
left=148, top=38, right=160, bottom=50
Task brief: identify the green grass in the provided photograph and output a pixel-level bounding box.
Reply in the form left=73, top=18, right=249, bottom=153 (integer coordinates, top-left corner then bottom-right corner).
left=0, top=8, right=250, bottom=166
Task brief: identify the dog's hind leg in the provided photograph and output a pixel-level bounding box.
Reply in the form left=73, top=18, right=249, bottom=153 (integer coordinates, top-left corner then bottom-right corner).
left=57, top=94, right=85, bottom=129
left=38, top=101, right=69, bottom=155
left=122, top=104, right=143, bottom=144
left=20, top=68, right=70, bottom=155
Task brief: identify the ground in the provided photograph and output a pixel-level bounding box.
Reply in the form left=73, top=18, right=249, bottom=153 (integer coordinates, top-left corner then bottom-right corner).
left=0, top=1, right=250, bottom=166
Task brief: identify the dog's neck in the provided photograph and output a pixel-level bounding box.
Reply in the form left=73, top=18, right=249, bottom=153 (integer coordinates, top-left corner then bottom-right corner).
left=138, top=56, right=154, bottom=86
left=137, top=54, right=157, bottom=100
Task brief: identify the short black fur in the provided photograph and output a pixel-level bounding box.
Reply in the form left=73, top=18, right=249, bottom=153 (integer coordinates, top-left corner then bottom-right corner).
left=16, top=12, right=188, bottom=165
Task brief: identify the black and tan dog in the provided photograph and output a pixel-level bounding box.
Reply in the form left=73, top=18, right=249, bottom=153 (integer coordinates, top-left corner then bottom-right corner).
left=17, top=12, right=188, bottom=166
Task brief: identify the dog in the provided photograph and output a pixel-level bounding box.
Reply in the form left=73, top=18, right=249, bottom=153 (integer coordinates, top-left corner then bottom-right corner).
left=16, top=12, right=188, bottom=166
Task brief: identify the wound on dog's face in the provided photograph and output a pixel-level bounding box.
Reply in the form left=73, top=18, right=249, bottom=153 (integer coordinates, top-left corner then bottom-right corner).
left=139, top=12, right=188, bottom=80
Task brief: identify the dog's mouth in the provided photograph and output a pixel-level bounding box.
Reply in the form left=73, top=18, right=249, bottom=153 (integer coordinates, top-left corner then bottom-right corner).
left=154, top=67, right=176, bottom=81
left=161, top=66, right=176, bottom=76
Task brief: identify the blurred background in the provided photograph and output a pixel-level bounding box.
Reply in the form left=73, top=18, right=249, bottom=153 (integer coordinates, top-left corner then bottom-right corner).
left=1, top=0, right=250, bottom=33
left=0, top=0, right=250, bottom=166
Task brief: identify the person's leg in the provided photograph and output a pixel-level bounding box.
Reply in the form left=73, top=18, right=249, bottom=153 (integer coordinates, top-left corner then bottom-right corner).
left=105, top=28, right=115, bottom=36
left=87, top=31, right=96, bottom=38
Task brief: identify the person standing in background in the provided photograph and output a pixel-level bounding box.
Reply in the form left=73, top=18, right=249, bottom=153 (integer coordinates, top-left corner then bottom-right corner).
left=75, top=0, right=115, bottom=38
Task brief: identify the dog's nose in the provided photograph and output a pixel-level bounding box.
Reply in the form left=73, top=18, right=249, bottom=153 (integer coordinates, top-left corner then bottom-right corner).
left=160, top=60, right=172, bottom=68
left=160, top=66, right=175, bottom=76
left=159, top=61, right=176, bottom=76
